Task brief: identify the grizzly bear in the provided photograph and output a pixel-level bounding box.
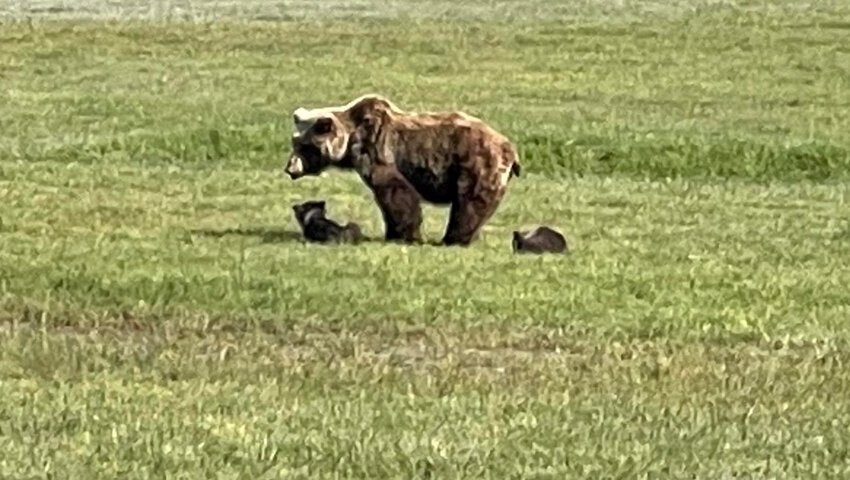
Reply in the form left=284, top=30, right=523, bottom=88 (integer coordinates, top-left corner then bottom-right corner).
left=283, top=94, right=521, bottom=246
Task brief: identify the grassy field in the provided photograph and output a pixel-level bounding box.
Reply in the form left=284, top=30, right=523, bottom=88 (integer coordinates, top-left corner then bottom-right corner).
left=2, top=0, right=850, bottom=477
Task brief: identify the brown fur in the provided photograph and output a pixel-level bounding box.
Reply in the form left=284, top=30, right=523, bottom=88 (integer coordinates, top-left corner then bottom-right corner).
left=512, top=226, right=568, bottom=254
left=284, top=94, right=521, bottom=246
left=292, top=200, right=364, bottom=244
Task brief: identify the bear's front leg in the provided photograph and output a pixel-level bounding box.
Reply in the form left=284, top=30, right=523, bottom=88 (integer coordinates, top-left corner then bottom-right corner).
left=366, top=164, right=424, bottom=243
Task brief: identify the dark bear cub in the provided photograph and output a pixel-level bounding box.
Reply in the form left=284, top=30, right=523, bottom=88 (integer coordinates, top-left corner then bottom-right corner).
left=292, top=200, right=364, bottom=244
left=512, top=226, right=568, bottom=254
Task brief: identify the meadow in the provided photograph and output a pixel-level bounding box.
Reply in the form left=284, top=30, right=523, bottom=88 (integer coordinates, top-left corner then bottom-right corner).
left=1, top=0, right=850, bottom=477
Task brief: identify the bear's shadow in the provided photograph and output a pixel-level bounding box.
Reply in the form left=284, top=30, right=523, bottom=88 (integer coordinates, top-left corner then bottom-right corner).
left=190, top=226, right=387, bottom=245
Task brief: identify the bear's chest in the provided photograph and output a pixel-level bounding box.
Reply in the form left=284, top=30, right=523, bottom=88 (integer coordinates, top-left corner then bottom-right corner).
left=394, top=161, right=457, bottom=205
left=390, top=130, right=462, bottom=204
left=356, top=126, right=469, bottom=205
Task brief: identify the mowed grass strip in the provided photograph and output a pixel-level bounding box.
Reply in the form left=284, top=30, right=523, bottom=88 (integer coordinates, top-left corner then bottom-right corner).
left=2, top=322, right=850, bottom=478
left=1, top=9, right=849, bottom=180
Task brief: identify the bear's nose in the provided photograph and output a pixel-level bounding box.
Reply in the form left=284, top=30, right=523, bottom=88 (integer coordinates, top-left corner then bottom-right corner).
left=284, top=155, right=304, bottom=179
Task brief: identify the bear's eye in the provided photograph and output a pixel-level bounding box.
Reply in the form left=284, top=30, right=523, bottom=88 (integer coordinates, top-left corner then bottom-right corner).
left=313, top=118, right=333, bottom=135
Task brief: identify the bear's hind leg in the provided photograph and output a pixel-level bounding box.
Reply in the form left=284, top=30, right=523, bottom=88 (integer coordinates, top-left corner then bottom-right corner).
left=442, top=182, right=506, bottom=247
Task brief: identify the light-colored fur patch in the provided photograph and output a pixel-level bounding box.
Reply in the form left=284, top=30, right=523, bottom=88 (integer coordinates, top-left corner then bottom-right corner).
left=302, top=207, right=321, bottom=225
left=522, top=227, right=542, bottom=240
left=498, top=165, right=513, bottom=187
left=293, top=108, right=329, bottom=134
left=292, top=94, right=405, bottom=132
left=324, top=133, right=348, bottom=161
left=285, top=155, right=303, bottom=175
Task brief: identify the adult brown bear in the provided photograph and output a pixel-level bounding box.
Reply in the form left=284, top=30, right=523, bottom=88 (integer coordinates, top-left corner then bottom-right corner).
left=283, top=94, right=521, bottom=246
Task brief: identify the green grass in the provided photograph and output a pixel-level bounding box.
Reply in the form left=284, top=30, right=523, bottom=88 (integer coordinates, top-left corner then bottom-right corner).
left=2, top=1, right=850, bottom=477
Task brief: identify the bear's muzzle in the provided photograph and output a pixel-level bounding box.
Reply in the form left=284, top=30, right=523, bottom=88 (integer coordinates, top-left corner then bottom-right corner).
left=284, top=154, right=305, bottom=179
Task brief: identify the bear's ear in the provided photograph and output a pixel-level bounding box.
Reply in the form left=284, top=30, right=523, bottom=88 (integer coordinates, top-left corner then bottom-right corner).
left=316, top=200, right=326, bottom=210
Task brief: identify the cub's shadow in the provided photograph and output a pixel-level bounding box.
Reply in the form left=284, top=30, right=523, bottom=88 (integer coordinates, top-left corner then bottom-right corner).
left=190, top=227, right=304, bottom=244
left=190, top=226, right=385, bottom=245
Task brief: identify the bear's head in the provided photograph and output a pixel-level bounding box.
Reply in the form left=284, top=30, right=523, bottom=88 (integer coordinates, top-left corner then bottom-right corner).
left=283, top=94, right=400, bottom=180
left=511, top=230, right=523, bottom=252
left=284, top=112, right=348, bottom=180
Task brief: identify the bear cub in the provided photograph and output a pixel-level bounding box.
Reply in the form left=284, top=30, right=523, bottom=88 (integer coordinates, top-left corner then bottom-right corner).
left=512, top=226, right=568, bottom=254
left=292, top=200, right=364, bottom=244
